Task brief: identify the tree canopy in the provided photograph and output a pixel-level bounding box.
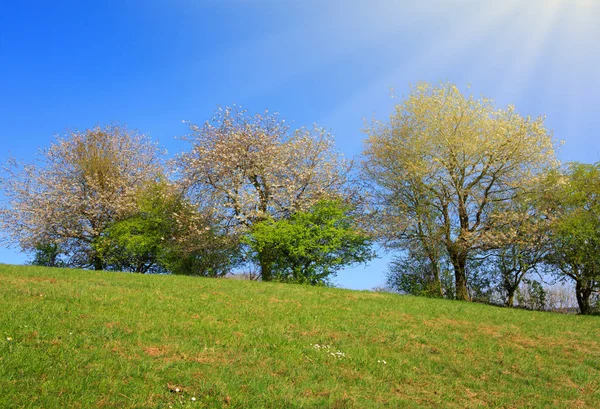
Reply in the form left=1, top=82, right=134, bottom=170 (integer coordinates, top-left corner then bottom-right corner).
left=93, top=180, right=238, bottom=276
left=244, top=199, right=375, bottom=285
left=363, top=83, right=557, bottom=300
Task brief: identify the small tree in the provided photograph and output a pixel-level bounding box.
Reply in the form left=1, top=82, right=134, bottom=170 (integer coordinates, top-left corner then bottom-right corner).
left=244, top=200, right=375, bottom=285
left=93, top=180, right=180, bottom=274
left=466, top=256, right=495, bottom=304
left=0, top=125, right=163, bottom=270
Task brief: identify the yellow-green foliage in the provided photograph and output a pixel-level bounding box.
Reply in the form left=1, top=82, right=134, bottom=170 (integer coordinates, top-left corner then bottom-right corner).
left=363, top=82, right=557, bottom=301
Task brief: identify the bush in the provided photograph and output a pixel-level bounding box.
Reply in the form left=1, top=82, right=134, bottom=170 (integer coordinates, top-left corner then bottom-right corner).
left=244, top=200, right=375, bottom=285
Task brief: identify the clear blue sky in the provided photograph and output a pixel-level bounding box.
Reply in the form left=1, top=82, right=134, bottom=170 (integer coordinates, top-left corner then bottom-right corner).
left=1, top=0, right=599, bottom=289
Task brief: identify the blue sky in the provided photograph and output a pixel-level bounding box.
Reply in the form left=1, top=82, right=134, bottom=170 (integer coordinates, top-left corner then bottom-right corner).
left=1, top=0, right=599, bottom=289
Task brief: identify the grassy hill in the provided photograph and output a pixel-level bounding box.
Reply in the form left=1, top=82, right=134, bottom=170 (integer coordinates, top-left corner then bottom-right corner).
left=1, top=264, right=599, bottom=408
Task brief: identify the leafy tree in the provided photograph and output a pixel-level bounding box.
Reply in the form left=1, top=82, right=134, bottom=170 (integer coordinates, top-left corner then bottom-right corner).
left=93, top=180, right=178, bottom=274
left=0, top=125, right=163, bottom=270
left=362, top=82, right=557, bottom=300
left=544, top=162, right=600, bottom=314
left=96, top=180, right=240, bottom=276
left=179, top=106, right=350, bottom=280
left=244, top=200, right=375, bottom=285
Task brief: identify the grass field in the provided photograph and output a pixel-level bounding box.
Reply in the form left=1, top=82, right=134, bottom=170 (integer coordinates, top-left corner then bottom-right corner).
left=1, top=264, right=599, bottom=408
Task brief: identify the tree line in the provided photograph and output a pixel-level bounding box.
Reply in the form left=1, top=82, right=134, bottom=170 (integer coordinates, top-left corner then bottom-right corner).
left=1, top=83, right=599, bottom=314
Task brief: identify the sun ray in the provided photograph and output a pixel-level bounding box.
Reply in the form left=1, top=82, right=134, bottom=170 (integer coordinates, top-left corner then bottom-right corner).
left=321, top=0, right=524, bottom=127
left=492, top=0, right=563, bottom=103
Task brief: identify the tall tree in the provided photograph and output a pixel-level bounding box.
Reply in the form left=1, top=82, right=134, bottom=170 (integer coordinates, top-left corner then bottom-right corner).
left=0, top=125, right=163, bottom=270
left=179, top=106, right=350, bottom=281
left=544, top=162, right=600, bottom=314
left=362, top=83, right=557, bottom=300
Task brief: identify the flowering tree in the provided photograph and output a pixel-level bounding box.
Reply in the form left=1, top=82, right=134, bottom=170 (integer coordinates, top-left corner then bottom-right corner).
left=363, top=83, right=557, bottom=301
left=179, top=106, right=350, bottom=280
left=0, top=125, right=164, bottom=270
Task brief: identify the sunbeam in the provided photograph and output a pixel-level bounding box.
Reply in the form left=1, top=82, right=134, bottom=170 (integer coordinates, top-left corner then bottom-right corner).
left=322, top=0, right=600, bottom=132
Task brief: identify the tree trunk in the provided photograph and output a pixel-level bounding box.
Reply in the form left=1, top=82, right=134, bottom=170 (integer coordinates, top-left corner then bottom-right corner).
left=93, top=255, right=103, bottom=271
left=258, top=253, right=272, bottom=282
left=506, top=289, right=515, bottom=308
left=575, top=280, right=593, bottom=315
left=450, top=252, right=470, bottom=301
left=427, top=254, right=443, bottom=297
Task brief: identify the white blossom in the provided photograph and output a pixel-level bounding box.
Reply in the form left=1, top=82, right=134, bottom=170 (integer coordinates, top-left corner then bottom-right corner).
left=0, top=125, right=164, bottom=267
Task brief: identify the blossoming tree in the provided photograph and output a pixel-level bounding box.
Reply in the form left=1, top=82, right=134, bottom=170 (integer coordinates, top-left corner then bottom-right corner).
left=179, top=106, right=350, bottom=280
left=0, top=125, right=164, bottom=270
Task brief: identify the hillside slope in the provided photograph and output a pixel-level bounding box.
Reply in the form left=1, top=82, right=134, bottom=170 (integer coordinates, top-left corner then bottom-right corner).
left=1, top=264, right=599, bottom=408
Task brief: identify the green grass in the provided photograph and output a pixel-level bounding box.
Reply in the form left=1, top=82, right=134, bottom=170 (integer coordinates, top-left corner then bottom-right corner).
left=0, top=264, right=599, bottom=408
